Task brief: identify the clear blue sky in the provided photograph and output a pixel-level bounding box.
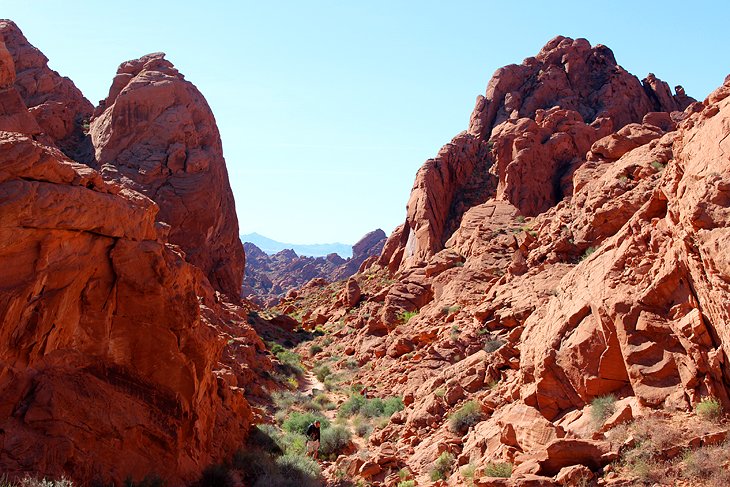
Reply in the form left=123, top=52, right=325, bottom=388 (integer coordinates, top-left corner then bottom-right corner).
left=4, top=1, right=728, bottom=244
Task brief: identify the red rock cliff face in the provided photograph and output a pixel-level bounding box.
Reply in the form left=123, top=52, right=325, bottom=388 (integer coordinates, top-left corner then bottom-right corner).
left=0, top=24, right=267, bottom=485
left=278, top=39, right=730, bottom=485
left=90, top=53, right=244, bottom=301
left=384, top=36, right=695, bottom=268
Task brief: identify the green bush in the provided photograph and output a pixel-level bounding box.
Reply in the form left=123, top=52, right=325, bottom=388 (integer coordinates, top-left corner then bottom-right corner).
left=319, top=425, right=352, bottom=457
left=398, top=310, right=418, bottom=323
left=590, top=394, right=616, bottom=426
left=361, top=397, right=385, bottom=418
left=352, top=417, right=373, bottom=437
left=312, top=393, right=335, bottom=410
left=309, top=344, right=323, bottom=355
left=279, top=432, right=306, bottom=455
left=281, top=412, right=330, bottom=435
left=429, top=452, right=454, bottom=481
left=383, top=396, right=405, bottom=416
left=275, top=349, right=304, bottom=374
left=339, top=394, right=366, bottom=417
left=696, top=397, right=722, bottom=421
left=397, top=482, right=415, bottom=487
left=483, top=462, right=512, bottom=478
left=448, top=400, right=482, bottom=433
left=312, top=365, right=331, bottom=382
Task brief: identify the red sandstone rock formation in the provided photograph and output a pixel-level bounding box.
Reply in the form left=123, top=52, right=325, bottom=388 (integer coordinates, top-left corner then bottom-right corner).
left=0, top=24, right=269, bottom=485
left=0, top=20, right=93, bottom=161
left=381, top=35, right=695, bottom=269
left=90, top=52, right=244, bottom=301
left=277, top=38, right=730, bottom=486
left=243, top=229, right=386, bottom=306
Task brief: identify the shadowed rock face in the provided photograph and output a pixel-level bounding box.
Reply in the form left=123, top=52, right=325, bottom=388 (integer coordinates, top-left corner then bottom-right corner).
left=90, top=52, right=244, bottom=301
left=0, top=20, right=94, bottom=162
left=381, top=36, right=696, bottom=268
left=0, top=23, right=268, bottom=485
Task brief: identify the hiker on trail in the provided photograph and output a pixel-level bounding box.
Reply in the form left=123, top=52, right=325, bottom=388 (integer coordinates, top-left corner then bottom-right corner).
left=306, top=420, right=321, bottom=460
left=360, top=386, right=369, bottom=398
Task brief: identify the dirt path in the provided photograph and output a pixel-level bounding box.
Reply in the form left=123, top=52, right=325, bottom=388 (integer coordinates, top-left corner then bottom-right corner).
left=298, top=370, right=326, bottom=396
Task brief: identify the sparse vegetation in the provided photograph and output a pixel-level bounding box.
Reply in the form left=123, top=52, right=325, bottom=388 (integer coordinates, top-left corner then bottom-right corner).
left=0, top=478, right=76, bottom=487
left=651, top=161, right=666, bottom=171
left=581, top=246, right=597, bottom=261
left=398, top=310, right=418, bottom=323
left=448, top=400, right=482, bottom=433
left=312, top=364, right=332, bottom=382
left=483, top=462, right=512, bottom=478
left=484, top=338, right=505, bottom=353
left=696, top=397, right=722, bottom=421
left=339, top=394, right=404, bottom=419
left=282, top=412, right=330, bottom=435
left=461, top=463, right=476, bottom=484
left=396, top=482, right=415, bottom=487
left=319, top=425, right=352, bottom=458
left=309, top=344, right=323, bottom=355
left=590, top=394, right=616, bottom=427
left=429, top=452, right=455, bottom=481
left=434, top=387, right=446, bottom=398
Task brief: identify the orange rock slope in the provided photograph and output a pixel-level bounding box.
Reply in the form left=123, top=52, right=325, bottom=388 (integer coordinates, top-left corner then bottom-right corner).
left=0, top=21, right=269, bottom=485
left=280, top=37, right=730, bottom=485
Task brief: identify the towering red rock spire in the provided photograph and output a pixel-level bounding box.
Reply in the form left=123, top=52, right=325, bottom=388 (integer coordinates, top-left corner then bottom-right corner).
left=90, top=53, right=245, bottom=300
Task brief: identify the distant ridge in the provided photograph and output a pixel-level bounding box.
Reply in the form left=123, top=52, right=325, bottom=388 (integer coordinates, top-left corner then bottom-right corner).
left=241, top=232, right=353, bottom=258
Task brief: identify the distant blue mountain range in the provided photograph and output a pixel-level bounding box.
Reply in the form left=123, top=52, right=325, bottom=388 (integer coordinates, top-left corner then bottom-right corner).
left=241, top=232, right=353, bottom=258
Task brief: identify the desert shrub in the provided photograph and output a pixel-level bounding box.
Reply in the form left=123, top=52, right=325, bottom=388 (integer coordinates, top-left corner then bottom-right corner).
left=323, top=375, right=340, bottom=391
left=449, top=400, right=482, bottom=433
left=590, top=394, right=616, bottom=427
left=313, top=393, right=335, bottom=410
left=484, top=338, right=505, bottom=353
left=483, top=462, right=512, bottom=478
left=651, top=161, right=666, bottom=171
left=279, top=432, right=307, bottom=455
left=352, top=416, right=373, bottom=437
left=197, top=464, right=234, bottom=487
left=339, top=394, right=366, bottom=417
left=398, top=310, right=418, bottom=323
left=434, top=387, right=446, bottom=398
left=696, top=397, right=722, bottom=421
left=18, top=479, right=75, bottom=487
left=581, top=246, right=597, bottom=261
left=396, top=482, right=415, bottom=487
left=429, top=452, right=454, bottom=481
left=319, top=425, right=352, bottom=457
left=275, top=349, right=304, bottom=375
left=361, top=397, right=385, bottom=418
left=383, top=396, right=404, bottom=416
left=281, top=412, right=330, bottom=435
left=461, top=463, right=476, bottom=480
left=313, top=365, right=331, bottom=383
left=309, top=344, right=323, bottom=355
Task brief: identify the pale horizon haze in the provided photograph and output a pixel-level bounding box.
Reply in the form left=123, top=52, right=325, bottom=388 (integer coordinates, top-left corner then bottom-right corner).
left=3, top=1, right=729, bottom=244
